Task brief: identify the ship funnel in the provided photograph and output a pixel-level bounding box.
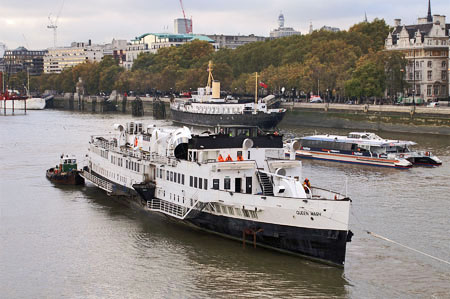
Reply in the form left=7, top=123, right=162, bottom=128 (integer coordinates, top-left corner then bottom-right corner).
left=242, top=138, right=254, bottom=150
left=212, top=81, right=220, bottom=99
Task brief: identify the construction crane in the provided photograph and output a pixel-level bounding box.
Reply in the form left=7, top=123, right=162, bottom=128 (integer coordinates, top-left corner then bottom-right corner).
left=47, top=0, right=65, bottom=48
left=179, top=0, right=192, bottom=34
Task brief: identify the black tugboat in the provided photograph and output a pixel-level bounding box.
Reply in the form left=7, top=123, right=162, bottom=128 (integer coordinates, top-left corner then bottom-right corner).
left=46, top=154, right=84, bottom=185
left=170, top=61, right=286, bottom=129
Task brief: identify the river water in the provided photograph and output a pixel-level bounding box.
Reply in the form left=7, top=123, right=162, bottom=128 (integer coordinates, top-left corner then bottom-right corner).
left=1, top=110, right=449, bottom=298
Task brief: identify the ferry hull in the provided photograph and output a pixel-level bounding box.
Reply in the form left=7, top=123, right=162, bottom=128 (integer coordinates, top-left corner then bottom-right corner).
left=288, top=151, right=411, bottom=169
left=186, top=212, right=350, bottom=267
left=170, top=109, right=286, bottom=129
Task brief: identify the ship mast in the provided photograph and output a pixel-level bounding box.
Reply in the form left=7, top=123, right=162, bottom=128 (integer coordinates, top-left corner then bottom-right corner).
left=255, top=72, right=258, bottom=104
left=206, top=60, right=214, bottom=89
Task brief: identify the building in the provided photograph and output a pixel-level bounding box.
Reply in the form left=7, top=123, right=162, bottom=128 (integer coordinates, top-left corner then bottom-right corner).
left=44, top=39, right=128, bottom=74
left=174, top=18, right=193, bottom=34
left=385, top=1, right=450, bottom=102
left=206, top=34, right=266, bottom=49
left=123, top=33, right=217, bottom=70
left=3, top=47, right=47, bottom=75
left=320, top=26, right=340, bottom=32
left=270, top=12, right=301, bottom=39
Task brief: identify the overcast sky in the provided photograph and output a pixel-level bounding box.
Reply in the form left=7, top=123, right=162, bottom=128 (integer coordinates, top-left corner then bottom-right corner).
left=0, top=0, right=449, bottom=51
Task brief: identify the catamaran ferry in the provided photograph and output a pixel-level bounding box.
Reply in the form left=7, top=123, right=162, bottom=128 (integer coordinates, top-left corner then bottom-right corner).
left=287, top=132, right=442, bottom=168
left=81, top=122, right=353, bottom=266
left=170, top=61, right=286, bottom=129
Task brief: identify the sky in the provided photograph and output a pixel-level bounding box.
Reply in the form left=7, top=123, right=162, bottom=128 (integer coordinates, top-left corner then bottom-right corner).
left=0, top=0, right=449, bottom=51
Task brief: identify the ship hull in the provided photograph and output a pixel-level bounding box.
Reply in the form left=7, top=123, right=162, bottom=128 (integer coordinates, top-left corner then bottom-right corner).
left=46, top=169, right=85, bottom=185
left=288, top=151, right=411, bottom=169
left=186, top=212, right=350, bottom=267
left=170, top=109, right=286, bottom=129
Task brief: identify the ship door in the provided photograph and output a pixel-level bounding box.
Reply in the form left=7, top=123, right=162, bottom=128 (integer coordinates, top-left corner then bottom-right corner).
left=235, top=178, right=242, bottom=193
left=245, top=177, right=252, bottom=194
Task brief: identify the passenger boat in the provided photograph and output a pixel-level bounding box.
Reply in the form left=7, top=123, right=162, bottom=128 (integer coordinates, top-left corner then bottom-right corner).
left=287, top=132, right=442, bottom=168
left=46, top=154, right=85, bottom=185
left=80, top=122, right=353, bottom=267
left=170, top=61, right=286, bottom=129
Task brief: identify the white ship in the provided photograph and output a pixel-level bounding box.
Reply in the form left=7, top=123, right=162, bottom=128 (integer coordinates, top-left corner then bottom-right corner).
left=81, top=122, right=353, bottom=266
left=287, top=132, right=441, bottom=167
left=0, top=97, right=46, bottom=110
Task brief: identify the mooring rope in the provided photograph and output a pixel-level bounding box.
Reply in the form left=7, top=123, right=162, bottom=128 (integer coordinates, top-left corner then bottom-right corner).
left=349, top=209, right=450, bottom=266
left=365, top=230, right=450, bottom=266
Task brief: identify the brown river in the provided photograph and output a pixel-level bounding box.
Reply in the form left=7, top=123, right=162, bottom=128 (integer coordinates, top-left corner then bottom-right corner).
left=1, top=110, right=449, bottom=298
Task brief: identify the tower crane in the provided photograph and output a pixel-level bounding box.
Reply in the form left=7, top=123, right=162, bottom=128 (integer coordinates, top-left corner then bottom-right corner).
left=179, top=0, right=192, bottom=34
left=47, top=0, right=65, bottom=48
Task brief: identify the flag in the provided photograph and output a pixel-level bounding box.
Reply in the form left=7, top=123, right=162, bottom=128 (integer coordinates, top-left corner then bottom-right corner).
left=259, top=82, right=268, bottom=88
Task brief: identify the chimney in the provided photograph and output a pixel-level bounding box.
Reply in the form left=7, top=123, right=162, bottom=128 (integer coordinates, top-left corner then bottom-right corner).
left=394, top=19, right=401, bottom=26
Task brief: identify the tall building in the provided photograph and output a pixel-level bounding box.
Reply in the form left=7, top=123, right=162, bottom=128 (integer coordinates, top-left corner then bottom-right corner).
left=3, top=47, right=47, bottom=75
left=270, top=12, right=301, bottom=39
left=174, top=18, right=193, bottom=34
left=206, top=34, right=266, bottom=49
left=385, top=1, right=450, bottom=102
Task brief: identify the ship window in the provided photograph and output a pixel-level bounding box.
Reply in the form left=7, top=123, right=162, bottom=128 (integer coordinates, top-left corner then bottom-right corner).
left=224, top=178, right=231, bottom=190
left=235, top=208, right=242, bottom=216
left=199, top=178, right=202, bottom=189
left=190, top=176, right=193, bottom=187
left=204, top=179, right=208, bottom=190
left=126, top=160, right=128, bottom=168
left=167, top=171, right=170, bottom=180
left=174, top=172, right=177, bottom=183
left=160, top=169, right=163, bottom=179
left=247, top=151, right=251, bottom=159
left=194, top=177, right=198, bottom=188
left=227, top=207, right=234, bottom=215
left=213, top=179, right=219, bottom=190
left=242, top=209, right=250, bottom=218
left=182, top=174, right=185, bottom=185
left=170, top=171, right=173, bottom=181
left=137, top=164, right=140, bottom=172
left=178, top=173, right=181, bottom=184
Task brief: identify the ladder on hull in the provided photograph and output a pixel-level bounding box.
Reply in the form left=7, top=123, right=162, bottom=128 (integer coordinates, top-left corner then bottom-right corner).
left=147, top=198, right=208, bottom=220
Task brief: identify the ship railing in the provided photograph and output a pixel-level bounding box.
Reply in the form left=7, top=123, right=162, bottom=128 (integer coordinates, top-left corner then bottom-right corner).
left=146, top=196, right=211, bottom=220
left=81, top=171, right=113, bottom=193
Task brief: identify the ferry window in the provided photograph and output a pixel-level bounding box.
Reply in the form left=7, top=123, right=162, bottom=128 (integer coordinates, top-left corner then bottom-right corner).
left=160, top=169, right=163, bottom=179
left=247, top=151, right=251, bottom=159
left=137, top=164, right=140, bottom=172
left=170, top=171, right=173, bottom=182
left=237, top=151, right=242, bottom=157
left=126, top=160, right=128, bottom=168
left=190, top=176, right=193, bottom=187
left=224, top=178, right=230, bottom=190
left=199, top=178, right=203, bottom=189
left=182, top=174, right=185, bottom=185
left=204, top=179, right=208, bottom=190
left=194, top=177, right=198, bottom=188
left=178, top=173, right=181, bottom=184
left=167, top=171, right=170, bottom=180
left=213, top=179, right=219, bottom=190
left=174, top=172, right=177, bottom=183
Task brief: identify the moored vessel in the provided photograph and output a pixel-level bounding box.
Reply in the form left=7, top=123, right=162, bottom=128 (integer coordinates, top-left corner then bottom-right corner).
left=170, top=61, right=286, bottom=129
left=46, top=154, right=85, bottom=185
left=287, top=132, right=442, bottom=168
left=81, top=121, right=353, bottom=267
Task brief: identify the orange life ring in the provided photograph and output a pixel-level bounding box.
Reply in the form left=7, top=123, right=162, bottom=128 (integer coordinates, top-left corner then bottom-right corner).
left=134, top=137, right=138, bottom=147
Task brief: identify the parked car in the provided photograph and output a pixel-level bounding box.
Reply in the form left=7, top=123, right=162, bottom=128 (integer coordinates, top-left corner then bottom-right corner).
left=310, top=96, right=323, bottom=103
